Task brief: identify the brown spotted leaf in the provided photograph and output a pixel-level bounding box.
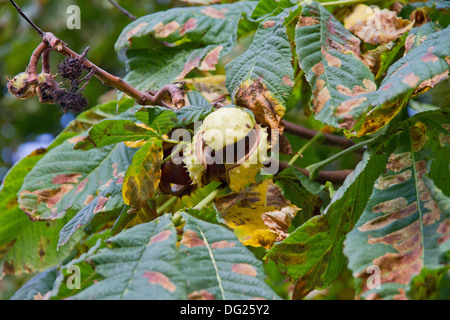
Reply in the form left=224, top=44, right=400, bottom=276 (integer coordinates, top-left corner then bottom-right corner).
left=18, top=139, right=136, bottom=221
left=58, top=175, right=125, bottom=249
left=71, top=213, right=280, bottom=299
left=266, top=135, right=395, bottom=299
left=344, top=111, right=450, bottom=299
left=115, top=2, right=256, bottom=92
left=226, top=8, right=296, bottom=133
left=215, top=179, right=300, bottom=249
left=294, top=1, right=376, bottom=130
left=178, top=211, right=281, bottom=300
left=72, top=214, right=186, bottom=299
left=344, top=26, right=450, bottom=136
left=0, top=100, right=137, bottom=275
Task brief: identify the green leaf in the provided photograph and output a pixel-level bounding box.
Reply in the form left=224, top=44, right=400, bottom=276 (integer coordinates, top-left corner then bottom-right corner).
left=74, top=119, right=157, bottom=151
left=9, top=267, right=59, bottom=300
left=58, top=176, right=125, bottom=249
left=406, top=266, right=450, bottom=300
left=344, top=114, right=450, bottom=299
left=0, top=136, right=83, bottom=275
left=18, top=140, right=136, bottom=220
left=405, top=22, right=443, bottom=55
left=226, top=8, right=295, bottom=119
left=179, top=212, right=281, bottom=300
left=115, top=2, right=256, bottom=92
left=294, top=0, right=376, bottom=129
left=175, top=91, right=213, bottom=126
left=122, top=138, right=163, bottom=211
left=251, top=0, right=297, bottom=19
left=134, top=105, right=177, bottom=135
left=72, top=214, right=185, bottom=299
left=266, top=137, right=395, bottom=299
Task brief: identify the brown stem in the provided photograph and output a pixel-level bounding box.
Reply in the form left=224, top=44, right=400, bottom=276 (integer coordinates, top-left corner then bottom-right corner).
left=41, top=48, right=52, bottom=74
left=11, top=0, right=184, bottom=109
left=275, top=160, right=352, bottom=185
left=40, top=33, right=184, bottom=109
left=27, top=42, right=48, bottom=84
left=282, top=120, right=365, bottom=153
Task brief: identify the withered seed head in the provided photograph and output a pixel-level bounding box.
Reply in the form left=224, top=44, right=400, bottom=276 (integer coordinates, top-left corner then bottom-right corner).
left=54, top=90, right=88, bottom=114
left=57, top=57, right=85, bottom=81
left=37, top=73, right=59, bottom=104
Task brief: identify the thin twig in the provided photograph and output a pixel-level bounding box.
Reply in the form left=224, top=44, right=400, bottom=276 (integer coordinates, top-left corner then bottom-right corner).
left=107, top=0, right=137, bottom=21
left=77, top=69, right=95, bottom=93
left=9, top=0, right=44, bottom=36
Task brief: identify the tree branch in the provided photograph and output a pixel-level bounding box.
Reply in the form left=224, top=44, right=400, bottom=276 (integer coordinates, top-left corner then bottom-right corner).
left=9, top=0, right=43, bottom=36
left=10, top=0, right=184, bottom=109
left=274, top=160, right=352, bottom=185
left=282, top=120, right=365, bottom=153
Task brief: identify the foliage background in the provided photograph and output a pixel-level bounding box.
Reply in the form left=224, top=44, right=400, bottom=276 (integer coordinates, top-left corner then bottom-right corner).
left=0, top=0, right=180, bottom=299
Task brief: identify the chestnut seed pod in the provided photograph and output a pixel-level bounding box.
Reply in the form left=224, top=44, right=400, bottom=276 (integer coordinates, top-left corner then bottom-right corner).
left=183, top=107, right=269, bottom=192
left=7, top=72, right=37, bottom=99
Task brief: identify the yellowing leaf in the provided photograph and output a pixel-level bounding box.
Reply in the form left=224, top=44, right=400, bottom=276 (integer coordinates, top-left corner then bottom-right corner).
left=215, top=179, right=300, bottom=249
left=122, top=138, right=163, bottom=213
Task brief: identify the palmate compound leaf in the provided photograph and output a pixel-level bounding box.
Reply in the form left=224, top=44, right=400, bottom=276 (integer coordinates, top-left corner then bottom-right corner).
left=294, top=1, right=450, bottom=137
left=115, top=2, right=256, bottom=92
left=226, top=8, right=296, bottom=133
left=18, top=138, right=136, bottom=221
left=344, top=110, right=450, bottom=299
left=266, top=136, right=396, bottom=299
left=177, top=211, right=281, bottom=300
left=71, top=213, right=280, bottom=300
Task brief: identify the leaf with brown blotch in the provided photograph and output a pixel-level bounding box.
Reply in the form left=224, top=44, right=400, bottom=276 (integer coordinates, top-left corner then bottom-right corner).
left=215, top=179, right=300, bottom=249
left=115, top=2, right=256, bottom=93
left=344, top=113, right=450, bottom=300
left=344, top=27, right=450, bottom=136
left=294, top=1, right=376, bottom=130
left=344, top=4, right=414, bottom=45
left=18, top=138, right=136, bottom=221
left=178, top=212, right=282, bottom=300
left=226, top=9, right=295, bottom=137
